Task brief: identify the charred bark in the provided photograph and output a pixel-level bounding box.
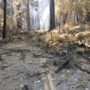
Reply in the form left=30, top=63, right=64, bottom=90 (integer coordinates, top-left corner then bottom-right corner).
left=2, top=0, right=7, bottom=39
left=27, top=0, right=31, bottom=31
left=49, top=0, right=55, bottom=31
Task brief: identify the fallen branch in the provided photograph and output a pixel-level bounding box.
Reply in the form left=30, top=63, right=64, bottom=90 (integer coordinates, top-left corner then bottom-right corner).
left=55, top=44, right=77, bottom=73
left=55, top=60, right=69, bottom=73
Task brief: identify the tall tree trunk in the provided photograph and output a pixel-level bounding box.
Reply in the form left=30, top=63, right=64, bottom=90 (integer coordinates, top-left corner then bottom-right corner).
left=49, top=0, right=55, bottom=31
left=27, top=0, right=31, bottom=31
left=2, top=0, right=7, bottom=39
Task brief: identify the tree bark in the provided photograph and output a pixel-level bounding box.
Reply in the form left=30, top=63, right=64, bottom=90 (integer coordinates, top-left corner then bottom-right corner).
left=49, top=0, right=55, bottom=31
left=27, top=0, right=31, bottom=31
left=2, top=0, right=7, bottom=39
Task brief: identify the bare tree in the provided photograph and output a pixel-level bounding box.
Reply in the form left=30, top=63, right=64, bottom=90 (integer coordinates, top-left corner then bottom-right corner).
left=49, top=0, right=55, bottom=31
left=2, top=0, right=7, bottom=39
left=27, top=0, right=31, bottom=31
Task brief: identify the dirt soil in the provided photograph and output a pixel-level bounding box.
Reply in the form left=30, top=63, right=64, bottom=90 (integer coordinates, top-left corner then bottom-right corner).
left=0, top=38, right=90, bottom=90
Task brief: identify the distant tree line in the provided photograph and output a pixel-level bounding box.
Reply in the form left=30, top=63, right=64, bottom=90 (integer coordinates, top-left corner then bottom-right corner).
left=0, top=0, right=90, bottom=39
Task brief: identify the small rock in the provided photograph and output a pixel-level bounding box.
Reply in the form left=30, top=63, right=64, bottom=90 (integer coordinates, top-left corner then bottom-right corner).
left=20, top=84, right=29, bottom=90
left=86, top=88, right=89, bottom=90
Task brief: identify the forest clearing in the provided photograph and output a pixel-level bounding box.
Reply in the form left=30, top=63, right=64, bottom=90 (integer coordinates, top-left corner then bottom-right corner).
left=0, top=0, right=90, bottom=90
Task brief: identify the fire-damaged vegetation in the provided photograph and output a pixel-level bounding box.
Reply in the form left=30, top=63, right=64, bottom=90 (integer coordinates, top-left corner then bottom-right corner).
left=0, top=0, right=90, bottom=90
left=30, top=25, right=90, bottom=72
left=0, top=24, right=90, bottom=90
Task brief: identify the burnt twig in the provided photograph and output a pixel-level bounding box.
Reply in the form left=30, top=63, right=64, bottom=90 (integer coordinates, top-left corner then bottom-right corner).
left=55, top=60, right=69, bottom=73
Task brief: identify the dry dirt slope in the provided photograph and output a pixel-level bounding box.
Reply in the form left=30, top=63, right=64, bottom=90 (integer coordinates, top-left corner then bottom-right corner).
left=0, top=38, right=89, bottom=90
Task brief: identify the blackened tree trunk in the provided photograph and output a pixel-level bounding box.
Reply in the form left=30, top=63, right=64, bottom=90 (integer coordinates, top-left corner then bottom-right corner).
left=2, top=0, right=7, bottom=39
left=49, top=0, right=55, bottom=31
left=27, top=0, right=31, bottom=31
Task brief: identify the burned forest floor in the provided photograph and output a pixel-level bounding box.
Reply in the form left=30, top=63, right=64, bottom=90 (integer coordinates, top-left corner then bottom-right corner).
left=0, top=26, right=90, bottom=90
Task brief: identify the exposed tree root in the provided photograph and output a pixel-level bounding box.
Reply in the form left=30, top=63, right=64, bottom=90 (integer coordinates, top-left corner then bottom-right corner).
left=0, top=49, right=31, bottom=62
left=55, top=59, right=90, bottom=74
left=55, top=60, right=69, bottom=73
left=75, top=64, right=90, bottom=74
left=55, top=43, right=90, bottom=74
left=77, top=51, right=90, bottom=61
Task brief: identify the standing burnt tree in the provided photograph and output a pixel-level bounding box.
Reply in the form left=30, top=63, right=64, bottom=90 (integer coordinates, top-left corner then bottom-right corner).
left=49, top=0, right=55, bottom=31
left=2, top=0, right=7, bottom=39
left=27, top=0, right=30, bottom=31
